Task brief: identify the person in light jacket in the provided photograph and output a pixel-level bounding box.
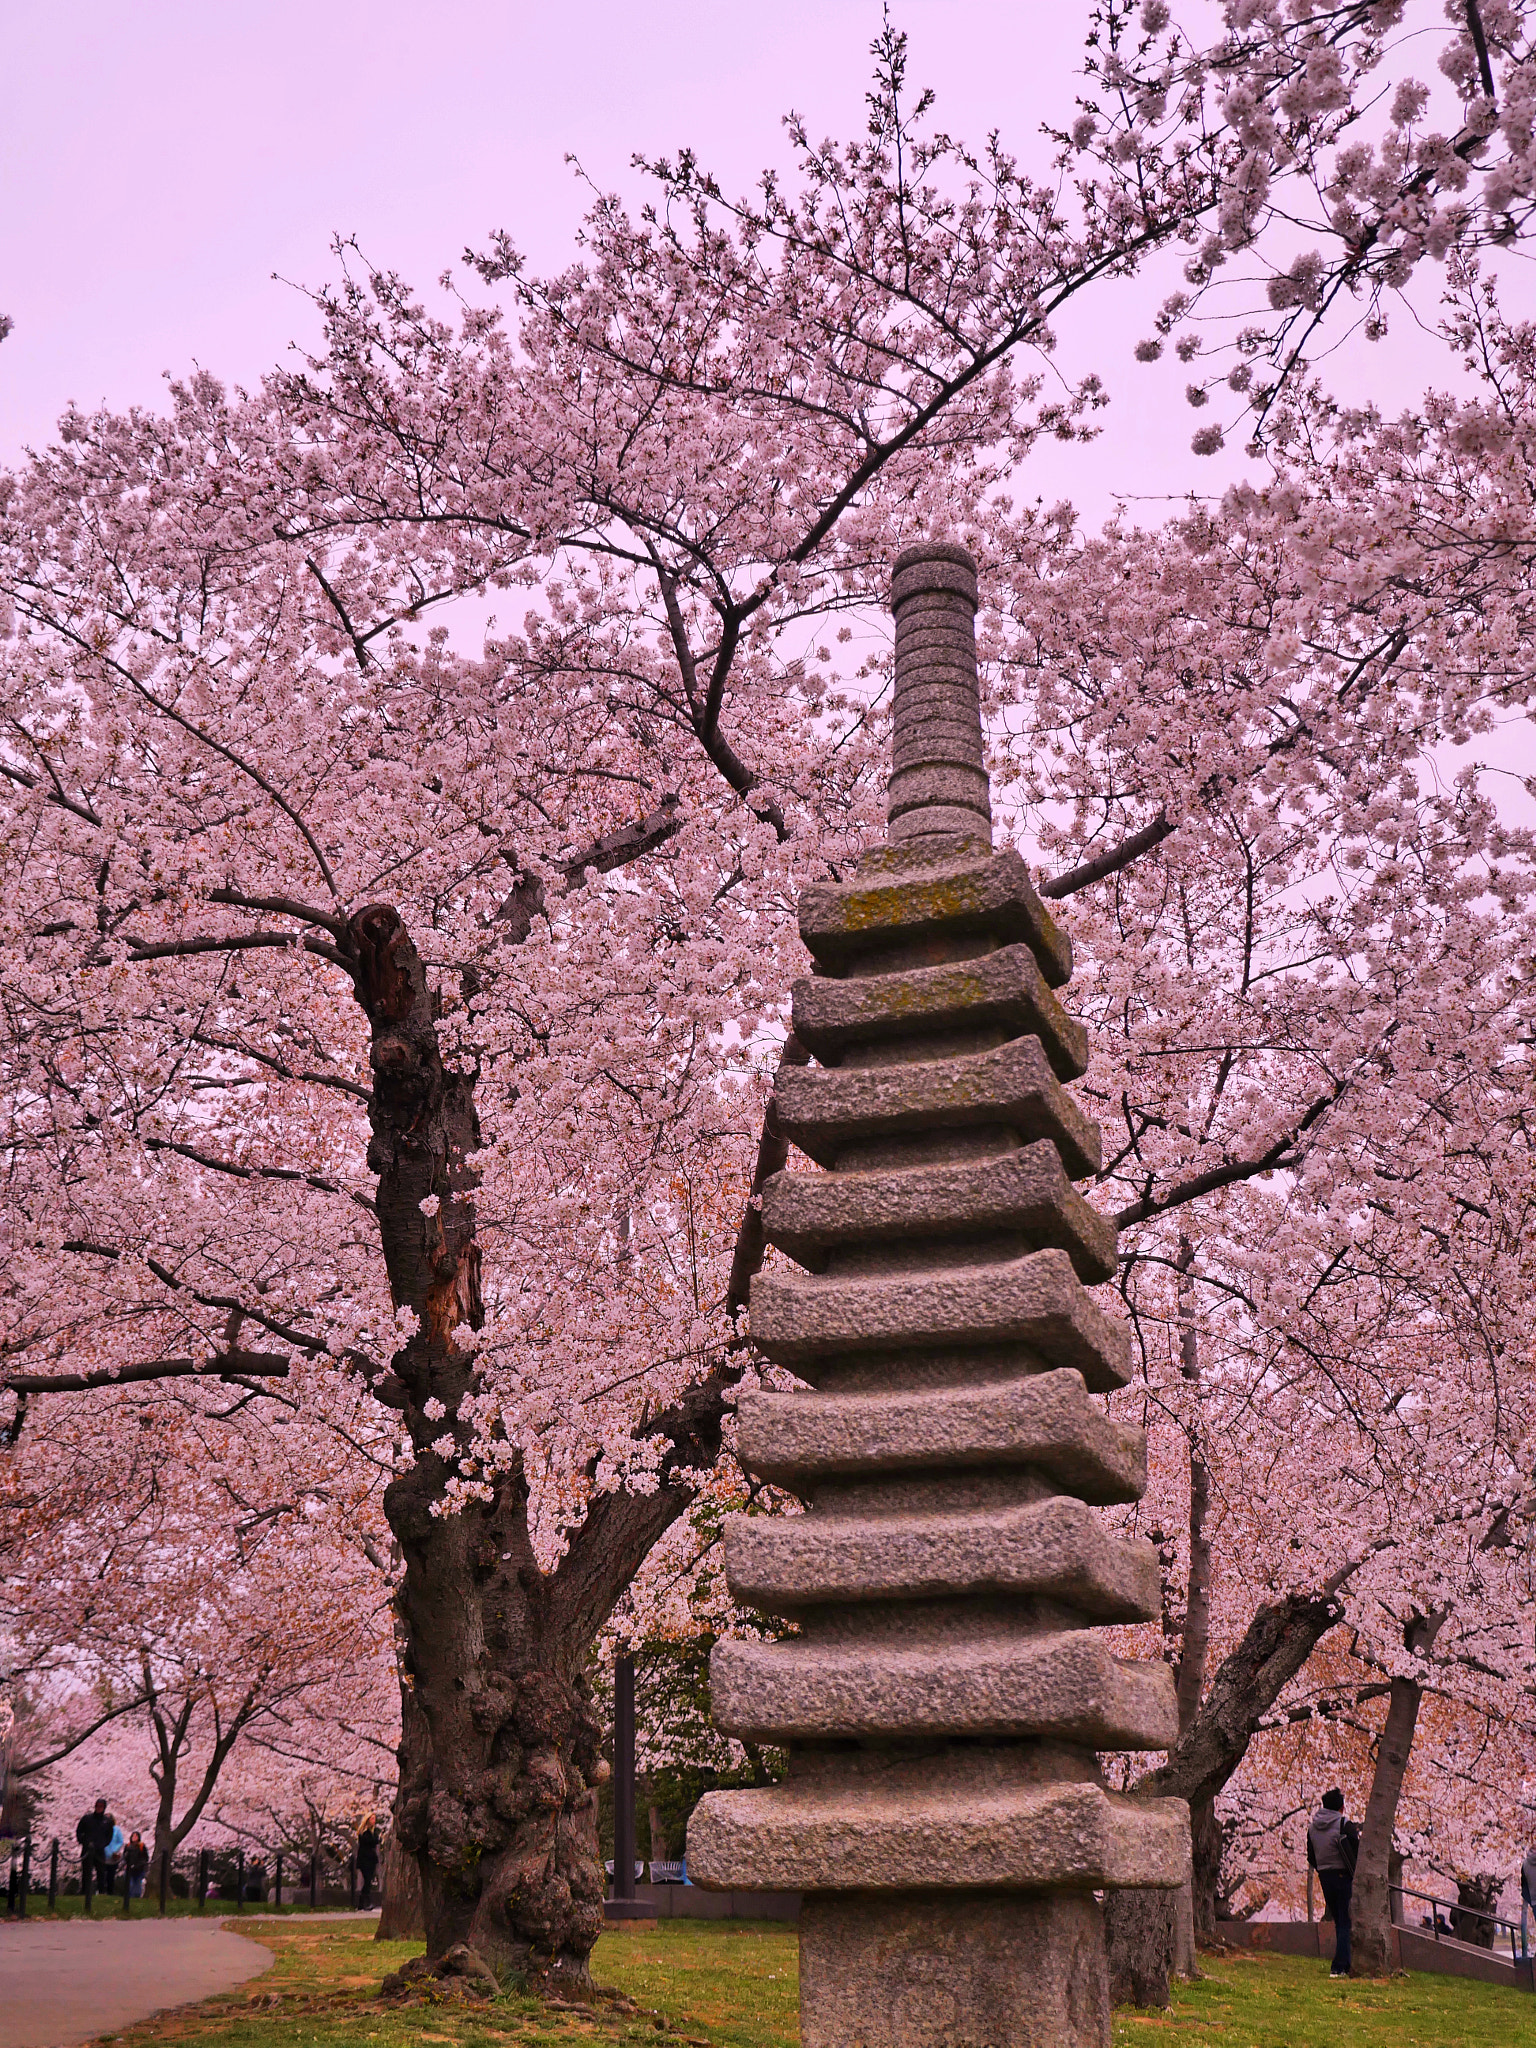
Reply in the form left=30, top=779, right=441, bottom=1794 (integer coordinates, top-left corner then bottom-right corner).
left=1307, top=1788, right=1361, bottom=1976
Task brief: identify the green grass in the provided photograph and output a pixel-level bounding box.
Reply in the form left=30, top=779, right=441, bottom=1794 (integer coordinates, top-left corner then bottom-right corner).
left=45, top=1917, right=1536, bottom=2048
left=1115, top=1949, right=1536, bottom=2046
left=104, top=1919, right=800, bottom=2048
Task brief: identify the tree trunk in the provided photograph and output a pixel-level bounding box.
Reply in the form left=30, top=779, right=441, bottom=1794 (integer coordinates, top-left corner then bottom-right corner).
left=350, top=906, right=729, bottom=1988
left=376, top=1677, right=427, bottom=1941
left=1350, top=1676, right=1422, bottom=1975
left=1104, top=1889, right=1178, bottom=2009
left=377, top=1829, right=425, bottom=1940
left=1105, top=1589, right=1342, bottom=2007
left=1189, top=1797, right=1223, bottom=1944
left=1453, top=1874, right=1501, bottom=1948
left=1351, top=1609, right=1446, bottom=1978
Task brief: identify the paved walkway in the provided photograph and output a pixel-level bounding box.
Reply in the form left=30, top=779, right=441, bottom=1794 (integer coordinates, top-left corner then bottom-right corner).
left=0, top=1917, right=274, bottom=2048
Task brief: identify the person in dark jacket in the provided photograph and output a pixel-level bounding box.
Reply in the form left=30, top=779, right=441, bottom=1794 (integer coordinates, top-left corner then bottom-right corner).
left=1520, top=1847, right=1536, bottom=1957
left=356, top=1817, right=379, bottom=1910
left=75, top=1800, right=113, bottom=1900
left=124, top=1832, right=150, bottom=1899
left=1307, top=1788, right=1361, bottom=1976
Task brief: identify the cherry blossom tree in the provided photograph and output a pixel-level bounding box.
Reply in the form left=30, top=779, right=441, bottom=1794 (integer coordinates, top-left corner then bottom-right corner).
left=4, top=5, right=1535, bottom=1984
left=1, top=1369, right=396, bottom=1884
left=979, top=263, right=1536, bottom=1987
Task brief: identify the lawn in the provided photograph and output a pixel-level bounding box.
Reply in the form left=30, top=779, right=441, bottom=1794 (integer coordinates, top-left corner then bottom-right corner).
left=79, top=1918, right=1536, bottom=2048
left=104, top=1919, right=799, bottom=2048
left=1118, top=1949, right=1536, bottom=2046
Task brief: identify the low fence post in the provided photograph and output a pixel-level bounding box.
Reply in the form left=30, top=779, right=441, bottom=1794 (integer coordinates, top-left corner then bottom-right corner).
left=348, top=1850, right=357, bottom=1911
left=197, top=1847, right=209, bottom=1912
left=309, top=1849, right=318, bottom=1910
left=235, top=1848, right=244, bottom=1913
left=275, top=1851, right=283, bottom=1910
left=48, top=1837, right=58, bottom=1911
left=82, top=1846, right=93, bottom=1914
left=18, top=1835, right=30, bottom=1918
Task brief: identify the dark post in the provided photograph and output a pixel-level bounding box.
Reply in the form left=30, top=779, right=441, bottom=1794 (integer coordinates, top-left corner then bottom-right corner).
left=197, top=1847, right=209, bottom=1911
left=309, top=1847, right=318, bottom=1910
left=158, top=1846, right=170, bottom=1915
left=48, top=1837, right=58, bottom=1911
left=82, top=1842, right=93, bottom=1916
left=348, top=1850, right=357, bottom=1910
left=275, top=1851, right=283, bottom=1910
left=19, top=1834, right=30, bottom=1918
left=121, top=1849, right=131, bottom=1917
left=614, top=1652, right=636, bottom=1902
left=235, top=1848, right=245, bottom=1912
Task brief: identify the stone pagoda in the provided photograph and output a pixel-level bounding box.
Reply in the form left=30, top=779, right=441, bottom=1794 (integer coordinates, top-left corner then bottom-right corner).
left=687, top=543, right=1188, bottom=2048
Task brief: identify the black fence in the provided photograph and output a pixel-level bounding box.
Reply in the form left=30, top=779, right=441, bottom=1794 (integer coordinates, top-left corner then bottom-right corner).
left=4, top=1832, right=377, bottom=1918
left=1392, top=1881, right=1528, bottom=1965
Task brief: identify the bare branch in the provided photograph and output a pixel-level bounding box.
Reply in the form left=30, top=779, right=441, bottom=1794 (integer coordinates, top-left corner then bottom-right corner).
left=142, top=1134, right=375, bottom=1214
left=2, top=1351, right=291, bottom=1396
left=1040, top=813, right=1176, bottom=900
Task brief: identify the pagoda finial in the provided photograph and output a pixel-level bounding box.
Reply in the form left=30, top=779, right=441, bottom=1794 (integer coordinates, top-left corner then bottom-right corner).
left=887, top=540, right=991, bottom=846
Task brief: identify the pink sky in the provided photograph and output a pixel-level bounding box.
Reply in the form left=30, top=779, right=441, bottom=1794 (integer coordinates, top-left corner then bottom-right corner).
left=1, top=1, right=1519, bottom=519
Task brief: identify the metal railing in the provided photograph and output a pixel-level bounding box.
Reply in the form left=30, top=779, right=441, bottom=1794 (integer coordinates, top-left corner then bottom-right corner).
left=5, top=1833, right=375, bottom=1917
left=1392, top=1883, right=1528, bottom=1967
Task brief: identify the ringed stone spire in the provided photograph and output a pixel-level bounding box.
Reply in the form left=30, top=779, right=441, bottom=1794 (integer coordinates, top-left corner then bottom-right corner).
left=688, top=542, right=1187, bottom=2048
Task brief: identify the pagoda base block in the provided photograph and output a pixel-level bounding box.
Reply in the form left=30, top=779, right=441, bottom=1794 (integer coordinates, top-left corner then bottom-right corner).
left=798, top=1888, right=1109, bottom=2048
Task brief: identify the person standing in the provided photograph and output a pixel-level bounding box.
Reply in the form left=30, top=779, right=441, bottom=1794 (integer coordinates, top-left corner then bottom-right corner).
left=124, top=1832, right=150, bottom=1900
left=74, top=1800, right=112, bottom=1903
left=356, top=1817, right=379, bottom=1911
left=1521, top=1845, right=1536, bottom=1959
left=1307, top=1788, right=1361, bottom=1976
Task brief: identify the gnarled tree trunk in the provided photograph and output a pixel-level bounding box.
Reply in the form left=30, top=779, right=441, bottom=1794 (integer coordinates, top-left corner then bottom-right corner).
left=376, top=1677, right=427, bottom=1940
left=350, top=904, right=733, bottom=1987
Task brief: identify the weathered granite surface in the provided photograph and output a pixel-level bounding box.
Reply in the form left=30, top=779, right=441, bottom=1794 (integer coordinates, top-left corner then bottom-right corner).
left=687, top=541, right=1186, bottom=2048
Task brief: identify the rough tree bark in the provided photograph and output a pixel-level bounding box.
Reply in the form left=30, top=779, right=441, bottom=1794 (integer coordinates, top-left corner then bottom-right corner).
left=1107, top=1241, right=1211, bottom=2005
left=1350, top=1609, right=1448, bottom=1977
left=376, top=1676, right=427, bottom=1940
left=1452, top=1874, right=1501, bottom=1948
left=1106, top=1589, right=1344, bottom=2007
left=346, top=901, right=746, bottom=1987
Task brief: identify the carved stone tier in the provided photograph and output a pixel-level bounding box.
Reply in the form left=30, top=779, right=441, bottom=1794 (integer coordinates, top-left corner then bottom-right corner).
left=761, top=1142, right=1117, bottom=1282
left=791, top=944, right=1088, bottom=1080
left=687, top=542, right=1186, bottom=2048
left=691, top=1746, right=1188, bottom=1892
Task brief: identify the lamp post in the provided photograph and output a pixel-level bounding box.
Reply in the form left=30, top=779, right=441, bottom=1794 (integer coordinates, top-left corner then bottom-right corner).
left=605, top=1653, right=656, bottom=1921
